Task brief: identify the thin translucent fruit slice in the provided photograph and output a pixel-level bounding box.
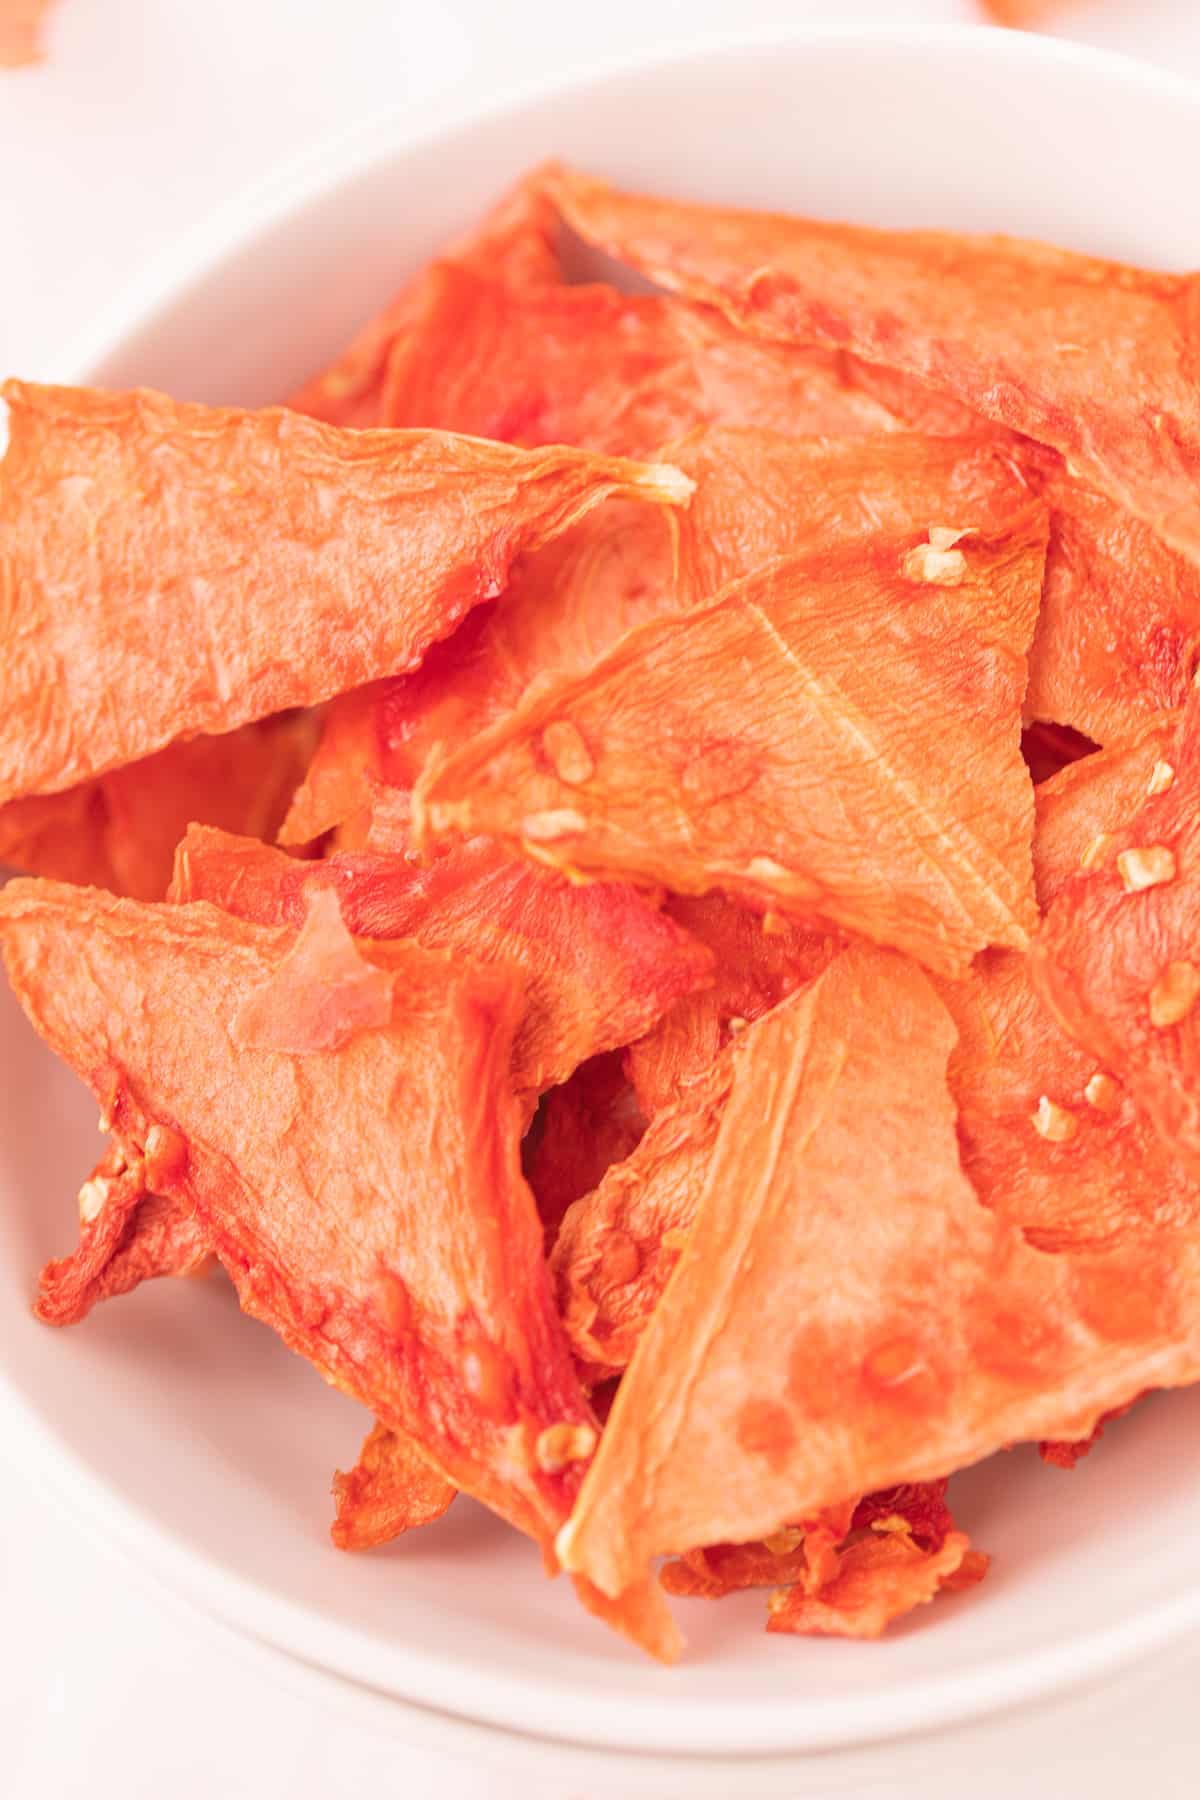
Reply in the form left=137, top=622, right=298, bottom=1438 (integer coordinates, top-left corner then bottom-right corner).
left=544, top=164, right=1200, bottom=561
left=0, top=379, right=690, bottom=805
left=171, top=824, right=713, bottom=1098
left=555, top=943, right=1200, bottom=1604
left=284, top=425, right=1031, bottom=844
left=415, top=513, right=1046, bottom=979
left=1032, top=691, right=1200, bottom=1178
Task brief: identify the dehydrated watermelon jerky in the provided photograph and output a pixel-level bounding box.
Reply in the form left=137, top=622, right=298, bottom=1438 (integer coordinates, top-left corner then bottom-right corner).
left=378, top=264, right=923, bottom=449
left=545, top=166, right=1200, bottom=562
left=0, top=883, right=595, bottom=1554
left=1032, top=693, right=1200, bottom=1176
left=35, top=1142, right=210, bottom=1328
left=285, top=426, right=1029, bottom=845
left=820, top=361, right=1200, bottom=745
left=554, top=944, right=1200, bottom=1604
left=663, top=1481, right=984, bottom=1642
left=0, top=713, right=317, bottom=899
left=766, top=1529, right=981, bottom=1641
left=0, top=380, right=690, bottom=806
left=417, top=515, right=1046, bottom=979
left=331, top=1421, right=456, bottom=1550
left=290, top=177, right=563, bottom=429
left=171, top=825, right=712, bottom=1096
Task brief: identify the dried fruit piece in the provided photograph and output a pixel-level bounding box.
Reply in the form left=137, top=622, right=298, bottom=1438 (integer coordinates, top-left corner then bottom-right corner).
left=171, top=825, right=712, bottom=1097
left=0, top=713, right=317, bottom=899
left=1033, top=694, right=1200, bottom=1175
left=285, top=427, right=1030, bottom=844
left=417, top=516, right=1046, bottom=979
left=332, top=1422, right=456, bottom=1550
left=940, top=722, right=1200, bottom=1256
left=0, top=379, right=689, bottom=804
left=379, top=264, right=932, bottom=449
left=546, top=166, right=1200, bottom=561
left=0, top=884, right=590, bottom=1552
left=554, top=945, right=1200, bottom=1604
left=36, top=1141, right=210, bottom=1327
left=290, top=177, right=563, bottom=428
left=766, top=1530, right=980, bottom=1640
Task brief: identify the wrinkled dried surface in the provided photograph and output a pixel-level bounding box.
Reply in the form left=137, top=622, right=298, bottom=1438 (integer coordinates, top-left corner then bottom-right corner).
left=331, top=1421, right=456, bottom=1550
left=172, top=825, right=711, bottom=1096
left=36, top=1142, right=210, bottom=1327
left=380, top=265, right=931, bottom=450
left=545, top=166, right=1200, bottom=562
left=1033, top=694, right=1200, bottom=1176
left=286, top=427, right=1030, bottom=844
left=289, top=178, right=563, bottom=428
left=942, top=721, right=1200, bottom=1254
left=0, top=380, right=688, bottom=804
left=0, top=883, right=594, bottom=1553
left=766, top=1530, right=982, bottom=1640
left=0, top=713, right=317, bottom=898
left=417, top=517, right=1045, bottom=978
left=555, top=945, right=1200, bottom=1602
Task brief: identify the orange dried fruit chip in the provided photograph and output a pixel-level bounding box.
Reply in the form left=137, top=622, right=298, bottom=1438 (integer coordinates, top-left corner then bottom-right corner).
left=416, top=515, right=1045, bottom=979
left=545, top=165, right=1200, bottom=562
left=171, top=825, right=712, bottom=1098
left=331, top=1421, right=456, bottom=1551
left=0, top=883, right=591, bottom=1551
left=1032, top=692, right=1200, bottom=1177
left=36, top=1142, right=210, bottom=1328
left=290, top=176, right=563, bottom=429
left=285, top=426, right=1030, bottom=845
left=554, top=945, right=1199, bottom=1606
left=0, top=379, right=689, bottom=805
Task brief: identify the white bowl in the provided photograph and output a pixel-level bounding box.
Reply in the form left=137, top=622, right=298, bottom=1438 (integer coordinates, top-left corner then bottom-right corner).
left=6, top=22, right=1200, bottom=1759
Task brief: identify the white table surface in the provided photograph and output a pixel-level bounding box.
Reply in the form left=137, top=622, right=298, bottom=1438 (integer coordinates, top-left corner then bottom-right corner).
left=4, top=2, right=1200, bottom=1794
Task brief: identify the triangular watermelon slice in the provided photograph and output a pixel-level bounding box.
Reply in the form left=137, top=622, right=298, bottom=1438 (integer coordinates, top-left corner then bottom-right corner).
left=0, top=379, right=688, bottom=805
left=544, top=165, right=1200, bottom=562
left=416, top=514, right=1046, bottom=978
left=555, top=943, right=1200, bottom=1604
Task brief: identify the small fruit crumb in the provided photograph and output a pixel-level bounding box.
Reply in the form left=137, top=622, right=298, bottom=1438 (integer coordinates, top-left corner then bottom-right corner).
left=1116, top=846, right=1176, bottom=893
left=522, top=808, right=587, bottom=842
left=1031, top=1095, right=1078, bottom=1142
left=1084, top=1072, right=1120, bottom=1114
left=1149, top=961, right=1200, bottom=1029
left=536, top=1421, right=597, bottom=1474
left=1147, top=761, right=1175, bottom=796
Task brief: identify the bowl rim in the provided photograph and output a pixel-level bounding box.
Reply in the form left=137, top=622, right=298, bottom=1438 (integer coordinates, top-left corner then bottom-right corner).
left=13, top=17, right=1200, bottom=1757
